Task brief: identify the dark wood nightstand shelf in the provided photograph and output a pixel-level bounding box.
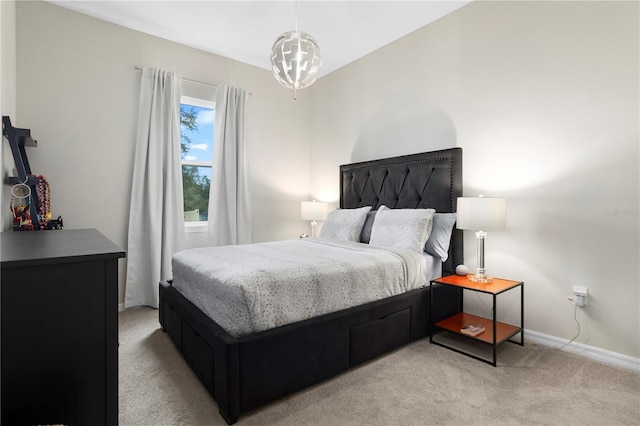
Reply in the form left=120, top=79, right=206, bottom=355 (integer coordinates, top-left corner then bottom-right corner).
left=430, top=274, right=524, bottom=366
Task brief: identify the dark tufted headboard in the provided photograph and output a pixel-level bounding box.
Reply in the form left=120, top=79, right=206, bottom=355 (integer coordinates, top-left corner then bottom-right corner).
left=340, top=148, right=463, bottom=275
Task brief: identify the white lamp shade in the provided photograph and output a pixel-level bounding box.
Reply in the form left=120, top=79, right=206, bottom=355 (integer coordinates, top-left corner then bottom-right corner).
left=456, top=197, right=506, bottom=232
left=301, top=201, right=327, bottom=221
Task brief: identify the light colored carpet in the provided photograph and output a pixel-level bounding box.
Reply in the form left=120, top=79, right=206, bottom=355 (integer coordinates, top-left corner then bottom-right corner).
left=119, top=307, right=640, bottom=425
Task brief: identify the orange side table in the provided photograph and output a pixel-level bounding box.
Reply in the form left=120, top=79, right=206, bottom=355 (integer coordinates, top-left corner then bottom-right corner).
left=429, top=274, right=524, bottom=366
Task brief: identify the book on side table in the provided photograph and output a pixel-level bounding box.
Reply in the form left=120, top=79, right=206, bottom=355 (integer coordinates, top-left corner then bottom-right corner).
left=461, top=324, right=486, bottom=337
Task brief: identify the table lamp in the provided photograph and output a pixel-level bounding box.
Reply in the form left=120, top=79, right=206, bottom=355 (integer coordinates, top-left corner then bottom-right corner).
left=301, top=200, right=327, bottom=237
left=456, top=195, right=506, bottom=283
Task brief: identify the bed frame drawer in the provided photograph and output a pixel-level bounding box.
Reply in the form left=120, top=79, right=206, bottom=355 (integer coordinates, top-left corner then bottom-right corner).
left=162, top=297, right=216, bottom=396
left=349, top=308, right=411, bottom=366
left=163, top=299, right=183, bottom=351
left=182, top=322, right=216, bottom=395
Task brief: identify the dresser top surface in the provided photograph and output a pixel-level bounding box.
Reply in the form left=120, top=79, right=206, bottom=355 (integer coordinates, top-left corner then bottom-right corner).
left=1, top=228, right=125, bottom=267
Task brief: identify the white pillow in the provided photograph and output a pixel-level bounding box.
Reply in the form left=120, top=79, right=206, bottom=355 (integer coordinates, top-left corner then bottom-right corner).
left=318, top=206, right=372, bottom=241
left=369, top=206, right=435, bottom=253
left=425, top=213, right=457, bottom=262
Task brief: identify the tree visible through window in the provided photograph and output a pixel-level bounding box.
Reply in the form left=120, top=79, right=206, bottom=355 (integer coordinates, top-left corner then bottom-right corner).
left=180, top=97, right=214, bottom=222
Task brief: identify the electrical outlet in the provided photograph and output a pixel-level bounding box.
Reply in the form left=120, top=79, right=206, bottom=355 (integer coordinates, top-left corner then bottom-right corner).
left=572, top=285, right=589, bottom=306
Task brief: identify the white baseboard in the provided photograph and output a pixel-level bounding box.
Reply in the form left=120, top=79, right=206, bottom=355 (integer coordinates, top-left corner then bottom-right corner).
left=525, top=329, right=640, bottom=372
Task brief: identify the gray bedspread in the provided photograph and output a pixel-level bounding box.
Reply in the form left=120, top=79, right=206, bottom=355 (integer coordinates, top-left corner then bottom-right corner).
left=172, top=238, right=431, bottom=337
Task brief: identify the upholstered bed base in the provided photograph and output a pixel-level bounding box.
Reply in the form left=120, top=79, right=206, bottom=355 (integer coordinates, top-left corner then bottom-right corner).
left=160, top=280, right=461, bottom=424
left=159, top=148, right=464, bottom=423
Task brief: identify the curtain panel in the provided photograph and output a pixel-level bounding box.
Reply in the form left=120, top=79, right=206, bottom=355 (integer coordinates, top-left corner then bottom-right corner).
left=207, top=85, right=251, bottom=246
left=125, top=67, right=185, bottom=308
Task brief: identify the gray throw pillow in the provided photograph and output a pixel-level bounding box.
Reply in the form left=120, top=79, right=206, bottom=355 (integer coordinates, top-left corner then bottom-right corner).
left=425, top=213, right=457, bottom=262
left=359, top=210, right=377, bottom=243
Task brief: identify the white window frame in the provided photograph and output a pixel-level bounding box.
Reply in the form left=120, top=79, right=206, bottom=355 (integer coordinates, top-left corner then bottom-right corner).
left=180, top=95, right=215, bottom=232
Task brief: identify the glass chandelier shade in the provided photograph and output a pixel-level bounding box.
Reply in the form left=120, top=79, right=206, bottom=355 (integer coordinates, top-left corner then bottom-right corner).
left=270, top=30, right=322, bottom=98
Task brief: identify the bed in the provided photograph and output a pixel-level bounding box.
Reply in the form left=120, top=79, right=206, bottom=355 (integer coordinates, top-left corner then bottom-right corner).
left=159, top=147, right=463, bottom=424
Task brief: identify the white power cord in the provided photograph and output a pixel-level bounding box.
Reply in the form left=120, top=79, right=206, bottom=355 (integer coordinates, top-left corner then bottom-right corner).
left=558, top=302, right=581, bottom=350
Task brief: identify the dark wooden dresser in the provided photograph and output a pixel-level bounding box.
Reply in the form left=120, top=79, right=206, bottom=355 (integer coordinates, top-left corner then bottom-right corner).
left=1, top=228, right=125, bottom=425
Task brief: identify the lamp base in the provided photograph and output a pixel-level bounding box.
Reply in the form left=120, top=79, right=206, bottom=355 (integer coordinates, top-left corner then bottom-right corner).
left=471, top=230, right=493, bottom=283
left=468, top=274, right=494, bottom=283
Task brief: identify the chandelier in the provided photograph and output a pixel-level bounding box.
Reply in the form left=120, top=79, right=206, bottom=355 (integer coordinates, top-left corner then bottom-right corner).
left=270, top=1, right=322, bottom=99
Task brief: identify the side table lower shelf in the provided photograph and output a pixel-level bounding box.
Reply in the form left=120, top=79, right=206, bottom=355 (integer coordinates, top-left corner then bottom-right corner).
left=429, top=275, right=524, bottom=367
left=435, top=312, right=521, bottom=345
left=431, top=312, right=523, bottom=366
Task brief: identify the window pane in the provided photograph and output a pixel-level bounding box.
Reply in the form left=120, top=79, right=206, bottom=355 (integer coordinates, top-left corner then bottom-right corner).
left=180, top=101, right=214, bottom=223
left=182, top=165, right=211, bottom=222
left=180, top=104, right=214, bottom=163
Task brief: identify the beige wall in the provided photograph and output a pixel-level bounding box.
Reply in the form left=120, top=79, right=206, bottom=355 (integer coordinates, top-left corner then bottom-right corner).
left=310, top=0, right=639, bottom=358
left=0, top=0, right=16, bottom=122
left=1, top=0, right=17, bottom=231
left=12, top=0, right=313, bottom=305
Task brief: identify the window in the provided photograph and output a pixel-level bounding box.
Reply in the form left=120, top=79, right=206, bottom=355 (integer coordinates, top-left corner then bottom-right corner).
left=180, top=96, right=215, bottom=224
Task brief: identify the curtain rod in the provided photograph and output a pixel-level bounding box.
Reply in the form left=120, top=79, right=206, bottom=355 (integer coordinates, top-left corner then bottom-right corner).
left=134, top=65, right=215, bottom=88
left=134, top=66, right=253, bottom=95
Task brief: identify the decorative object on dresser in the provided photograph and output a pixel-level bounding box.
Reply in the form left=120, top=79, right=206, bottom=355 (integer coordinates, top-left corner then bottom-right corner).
left=159, top=148, right=464, bottom=424
left=300, top=200, right=328, bottom=237
left=1, top=229, right=125, bottom=425
left=9, top=181, right=33, bottom=229
left=456, top=195, right=506, bottom=283
left=3, top=116, right=61, bottom=231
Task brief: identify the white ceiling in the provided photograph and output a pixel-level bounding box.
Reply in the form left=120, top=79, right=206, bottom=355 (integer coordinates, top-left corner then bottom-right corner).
left=47, top=0, right=471, bottom=78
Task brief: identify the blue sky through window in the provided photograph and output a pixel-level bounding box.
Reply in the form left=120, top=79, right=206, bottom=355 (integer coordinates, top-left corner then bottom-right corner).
left=180, top=103, right=214, bottom=179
